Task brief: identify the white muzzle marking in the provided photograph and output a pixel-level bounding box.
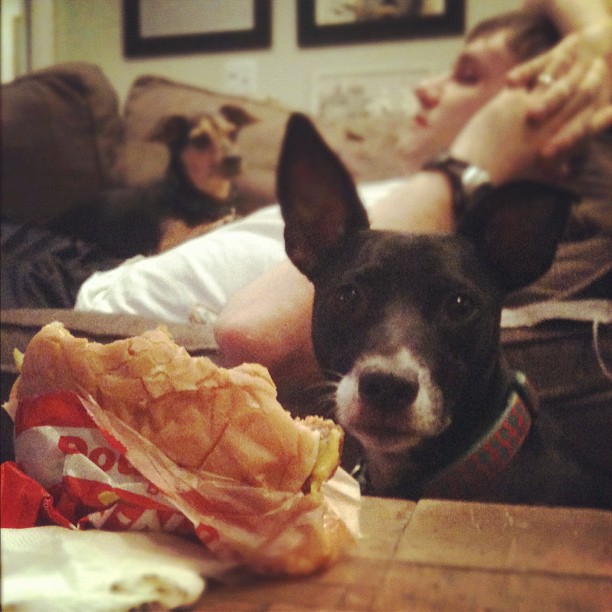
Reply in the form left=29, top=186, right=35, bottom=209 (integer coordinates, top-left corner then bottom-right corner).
left=335, top=347, right=450, bottom=453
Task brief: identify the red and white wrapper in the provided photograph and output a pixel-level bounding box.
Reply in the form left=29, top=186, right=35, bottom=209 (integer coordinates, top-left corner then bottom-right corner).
left=2, top=391, right=360, bottom=576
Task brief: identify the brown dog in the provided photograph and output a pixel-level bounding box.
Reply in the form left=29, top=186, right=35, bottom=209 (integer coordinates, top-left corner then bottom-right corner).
left=55, top=104, right=258, bottom=257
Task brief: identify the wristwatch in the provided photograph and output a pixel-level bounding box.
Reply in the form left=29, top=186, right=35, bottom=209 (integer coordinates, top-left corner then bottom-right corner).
left=423, top=152, right=493, bottom=219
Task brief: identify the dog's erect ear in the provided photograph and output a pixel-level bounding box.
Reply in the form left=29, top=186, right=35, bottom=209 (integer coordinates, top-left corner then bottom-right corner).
left=219, top=104, right=258, bottom=128
left=278, top=113, right=369, bottom=278
left=149, top=115, right=192, bottom=145
left=459, top=180, right=576, bottom=293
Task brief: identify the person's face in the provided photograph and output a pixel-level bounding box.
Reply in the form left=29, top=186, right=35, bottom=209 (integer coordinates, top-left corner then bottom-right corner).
left=401, top=30, right=519, bottom=167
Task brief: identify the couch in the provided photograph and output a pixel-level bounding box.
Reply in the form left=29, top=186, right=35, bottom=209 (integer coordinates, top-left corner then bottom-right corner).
left=2, top=63, right=610, bottom=476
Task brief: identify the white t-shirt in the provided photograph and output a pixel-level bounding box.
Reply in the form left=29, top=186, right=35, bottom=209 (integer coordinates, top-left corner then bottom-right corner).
left=75, top=180, right=404, bottom=324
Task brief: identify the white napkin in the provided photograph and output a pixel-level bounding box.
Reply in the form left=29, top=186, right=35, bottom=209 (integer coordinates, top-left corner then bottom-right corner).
left=1, top=527, right=232, bottom=611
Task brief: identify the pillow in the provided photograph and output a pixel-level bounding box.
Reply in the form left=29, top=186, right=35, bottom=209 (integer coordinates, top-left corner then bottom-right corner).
left=1, top=62, right=124, bottom=225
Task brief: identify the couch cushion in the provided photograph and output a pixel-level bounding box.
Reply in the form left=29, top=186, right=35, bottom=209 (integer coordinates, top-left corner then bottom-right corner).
left=1, top=62, right=124, bottom=225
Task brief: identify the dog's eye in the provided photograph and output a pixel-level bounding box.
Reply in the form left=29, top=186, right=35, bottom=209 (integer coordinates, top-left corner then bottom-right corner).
left=335, top=283, right=365, bottom=316
left=443, top=293, right=476, bottom=323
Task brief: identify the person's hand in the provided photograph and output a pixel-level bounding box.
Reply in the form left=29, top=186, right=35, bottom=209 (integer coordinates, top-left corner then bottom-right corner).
left=591, top=104, right=612, bottom=133
left=506, top=20, right=612, bottom=157
left=449, top=86, right=585, bottom=185
left=530, top=54, right=610, bottom=159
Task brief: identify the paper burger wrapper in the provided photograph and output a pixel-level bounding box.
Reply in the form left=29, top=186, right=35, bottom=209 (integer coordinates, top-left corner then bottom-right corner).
left=3, top=324, right=360, bottom=577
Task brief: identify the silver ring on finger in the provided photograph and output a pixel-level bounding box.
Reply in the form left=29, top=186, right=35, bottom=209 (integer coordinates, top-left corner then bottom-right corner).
left=537, top=73, right=554, bottom=87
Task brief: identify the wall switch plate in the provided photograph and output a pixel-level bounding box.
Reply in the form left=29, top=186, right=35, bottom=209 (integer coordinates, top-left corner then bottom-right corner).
left=224, top=59, right=258, bottom=95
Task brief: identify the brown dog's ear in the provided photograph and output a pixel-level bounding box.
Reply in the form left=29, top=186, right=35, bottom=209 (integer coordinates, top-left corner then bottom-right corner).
left=459, top=180, right=576, bottom=292
left=219, top=104, right=258, bottom=128
left=148, top=115, right=192, bottom=144
left=278, top=113, right=369, bottom=278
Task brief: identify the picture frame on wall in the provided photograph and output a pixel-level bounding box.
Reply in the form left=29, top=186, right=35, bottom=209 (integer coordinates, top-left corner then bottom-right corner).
left=123, top=0, right=271, bottom=58
left=298, top=0, right=464, bottom=47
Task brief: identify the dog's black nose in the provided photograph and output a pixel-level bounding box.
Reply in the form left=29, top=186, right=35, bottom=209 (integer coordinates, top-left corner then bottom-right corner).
left=358, top=371, right=419, bottom=411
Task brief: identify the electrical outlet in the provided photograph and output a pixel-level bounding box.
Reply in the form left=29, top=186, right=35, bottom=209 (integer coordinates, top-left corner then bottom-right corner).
left=224, top=59, right=258, bottom=95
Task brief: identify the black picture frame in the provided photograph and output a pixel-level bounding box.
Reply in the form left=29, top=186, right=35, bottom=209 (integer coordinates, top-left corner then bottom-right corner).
left=123, top=0, right=271, bottom=58
left=297, top=0, right=464, bottom=48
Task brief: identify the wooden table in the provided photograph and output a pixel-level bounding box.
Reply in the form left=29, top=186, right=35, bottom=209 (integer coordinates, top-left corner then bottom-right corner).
left=200, top=497, right=611, bottom=611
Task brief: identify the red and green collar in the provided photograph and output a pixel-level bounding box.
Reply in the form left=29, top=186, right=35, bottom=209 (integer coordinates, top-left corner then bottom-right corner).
left=423, top=371, right=538, bottom=499
left=351, top=371, right=538, bottom=500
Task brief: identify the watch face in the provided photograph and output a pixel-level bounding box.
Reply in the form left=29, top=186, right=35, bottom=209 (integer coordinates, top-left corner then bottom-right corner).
left=462, top=165, right=490, bottom=189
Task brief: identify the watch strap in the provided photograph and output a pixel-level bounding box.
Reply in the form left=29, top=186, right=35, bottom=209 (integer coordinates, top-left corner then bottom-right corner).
left=423, top=153, right=493, bottom=219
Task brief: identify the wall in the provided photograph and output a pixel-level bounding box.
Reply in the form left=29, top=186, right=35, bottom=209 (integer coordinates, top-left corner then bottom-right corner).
left=2, top=0, right=55, bottom=83
left=1, top=0, right=26, bottom=82
left=48, top=0, right=519, bottom=111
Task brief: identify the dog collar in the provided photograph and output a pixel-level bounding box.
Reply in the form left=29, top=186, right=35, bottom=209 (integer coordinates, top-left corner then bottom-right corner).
left=423, top=371, right=538, bottom=500
left=351, top=371, right=538, bottom=500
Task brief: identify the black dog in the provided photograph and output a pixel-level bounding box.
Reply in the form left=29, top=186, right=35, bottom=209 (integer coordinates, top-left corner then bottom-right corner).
left=55, top=104, right=257, bottom=257
left=278, top=113, right=610, bottom=508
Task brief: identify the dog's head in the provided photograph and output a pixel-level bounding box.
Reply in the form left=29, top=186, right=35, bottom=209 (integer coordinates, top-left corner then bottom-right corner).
left=278, top=113, right=574, bottom=493
left=150, top=104, right=258, bottom=201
